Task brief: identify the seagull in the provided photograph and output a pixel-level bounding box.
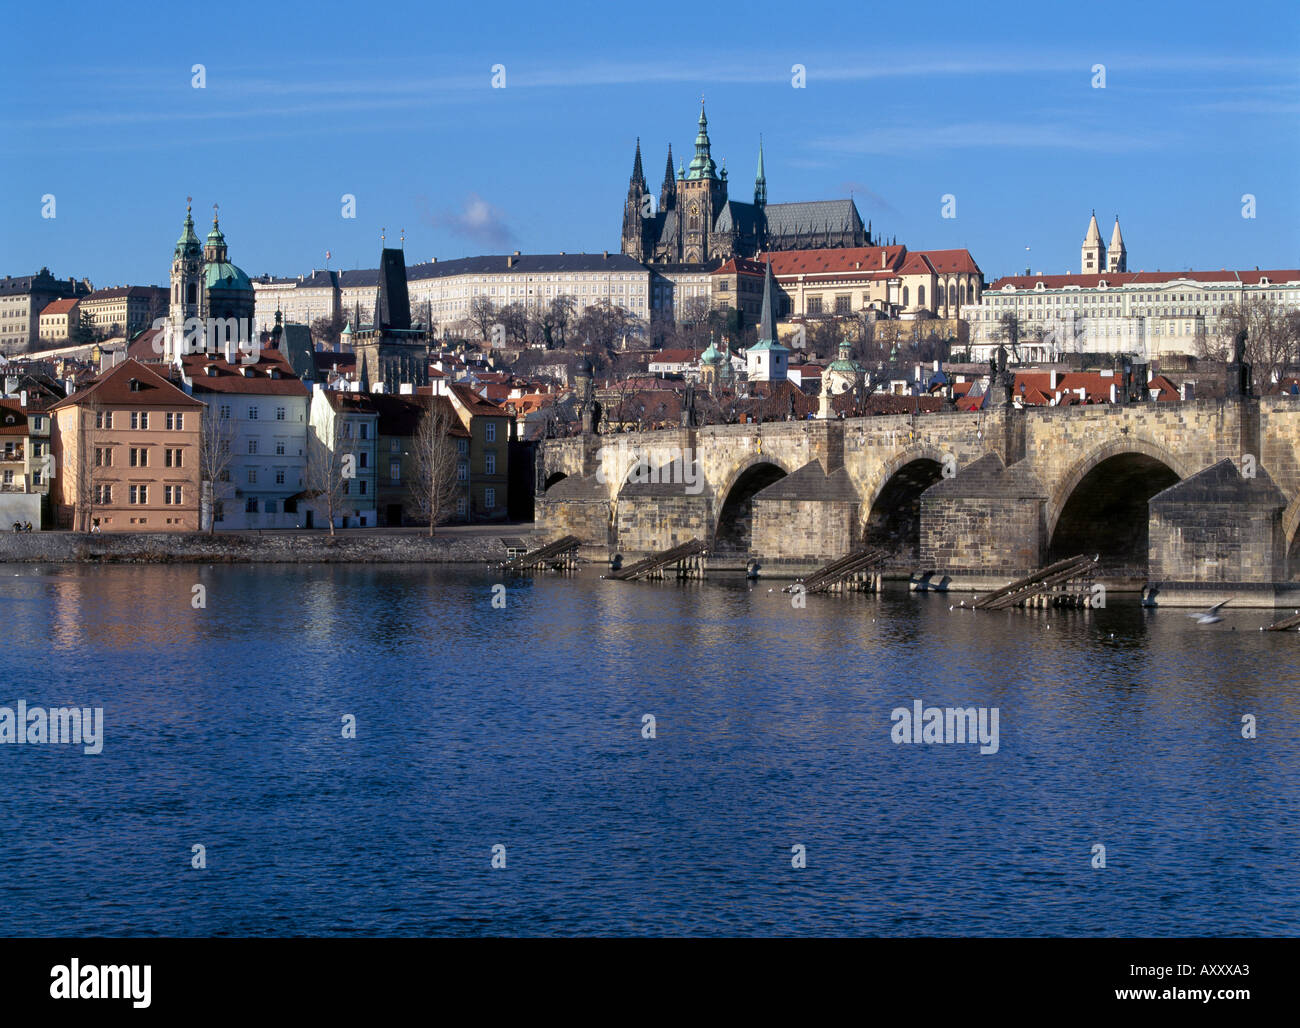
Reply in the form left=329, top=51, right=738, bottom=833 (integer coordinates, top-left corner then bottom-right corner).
left=1188, top=600, right=1230, bottom=625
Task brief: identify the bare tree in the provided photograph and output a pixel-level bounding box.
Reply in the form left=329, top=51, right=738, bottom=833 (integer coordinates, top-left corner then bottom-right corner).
left=72, top=395, right=103, bottom=532
left=197, top=400, right=237, bottom=534
left=408, top=399, right=461, bottom=536
left=469, top=296, right=498, bottom=343
left=1207, top=297, right=1300, bottom=383
left=304, top=415, right=353, bottom=536
left=997, top=312, right=1024, bottom=362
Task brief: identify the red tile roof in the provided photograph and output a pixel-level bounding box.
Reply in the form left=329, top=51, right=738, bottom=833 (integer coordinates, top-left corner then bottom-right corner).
left=40, top=298, right=79, bottom=316
left=989, top=269, right=1300, bottom=290
left=763, top=246, right=907, bottom=276
left=180, top=350, right=309, bottom=396
left=50, top=358, right=203, bottom=410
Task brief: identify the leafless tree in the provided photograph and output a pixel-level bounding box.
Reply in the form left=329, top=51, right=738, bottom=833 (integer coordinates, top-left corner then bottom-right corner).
left=72, top=395, right=103, bottom=532
left=408, top=400, right=461, bottom=536
left=1207, top=297, right=1300, bottom=383
left=197, top=400, right=237, bottom=533
left=304, top=415, right=353, bottom=536
left=469, top=296, right=498, bottom=343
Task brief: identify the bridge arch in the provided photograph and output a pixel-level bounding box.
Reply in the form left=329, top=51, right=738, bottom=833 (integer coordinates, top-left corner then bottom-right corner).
left=861, top=447, right=950, bottom=558
left=712, top=456, right=793, bottom=555
left=1046, top=438, right=1189, bottom=568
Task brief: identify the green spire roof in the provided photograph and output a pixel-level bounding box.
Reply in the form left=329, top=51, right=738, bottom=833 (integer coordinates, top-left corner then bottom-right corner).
left=206, top=211, right=226, bottom=248
left=174, top=203, right=200, bottom=258
left=754, top=135, right=767, bottom=206
left=700, top=334, right=721, bottom=364
left=749, top=259, right=788, bottom=353
left=686, top=101, right=717, bottom=180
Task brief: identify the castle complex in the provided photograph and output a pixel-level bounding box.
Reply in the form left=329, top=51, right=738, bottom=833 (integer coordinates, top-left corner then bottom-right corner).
left=621, top=103, right=870, bottom=264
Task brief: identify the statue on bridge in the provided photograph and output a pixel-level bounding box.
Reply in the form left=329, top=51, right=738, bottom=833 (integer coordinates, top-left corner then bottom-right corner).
left=1227, top=328, right=1253, bottom=398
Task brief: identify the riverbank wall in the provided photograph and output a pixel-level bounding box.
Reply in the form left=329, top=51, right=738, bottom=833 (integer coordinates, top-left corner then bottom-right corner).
left=0, top=531, right=520, bottom=564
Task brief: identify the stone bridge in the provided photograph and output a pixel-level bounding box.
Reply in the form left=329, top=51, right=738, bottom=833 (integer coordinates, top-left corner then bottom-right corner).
left=536, top=397, right=1300, bottom=604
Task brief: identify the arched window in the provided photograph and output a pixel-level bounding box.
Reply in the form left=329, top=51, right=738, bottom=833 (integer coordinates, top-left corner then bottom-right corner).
left=186, top=282, right=196, bottom=306
left=902, top=286, right=909, bottom=307
left=960, top=283, right=967, bottom=304
left=938, top=284, right=946, bottom=306
left=918, top=285, right=926, bottom=307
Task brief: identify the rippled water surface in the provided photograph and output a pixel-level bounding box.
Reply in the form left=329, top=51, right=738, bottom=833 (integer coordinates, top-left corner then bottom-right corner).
left=1, top=562, right=1297, bottom=936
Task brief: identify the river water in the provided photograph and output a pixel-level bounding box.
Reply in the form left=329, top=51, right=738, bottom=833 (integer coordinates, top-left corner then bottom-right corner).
left=1, top=562, right=1296, bottom=937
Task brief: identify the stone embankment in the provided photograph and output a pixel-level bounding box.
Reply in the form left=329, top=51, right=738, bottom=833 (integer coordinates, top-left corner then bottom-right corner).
left=0, top=531, right=524, bottom=564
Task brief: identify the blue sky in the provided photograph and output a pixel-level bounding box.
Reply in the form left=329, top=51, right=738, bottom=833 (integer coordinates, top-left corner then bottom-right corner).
left=2, top=0, right=1297, bottom=287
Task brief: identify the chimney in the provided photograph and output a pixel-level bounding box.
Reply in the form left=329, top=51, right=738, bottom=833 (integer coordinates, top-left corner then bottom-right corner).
left=603, top=250, right=609, bottom=259
left=1109, top=383, right=1117, bottom=403
left=1050, top=370, right=1058, bottom=390
left=881, top=251, right=887, bottom=269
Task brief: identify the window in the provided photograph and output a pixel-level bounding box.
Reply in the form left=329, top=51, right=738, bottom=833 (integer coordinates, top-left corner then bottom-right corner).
left=807, top=296, right=823, bottom=315
left=220, top=404, right=231, bottom=420
left=129, top=484, right=147, bottom=504
left=130, top=411, right=138, bottom=430
left=248, top=439, right=258, bottom=455
left=214, top=502, right=224, bottom=523
left=164, top=485, right=183, bottom=505
left=834, top=295, right=852, bottom=315
left=95, top=447, right=112, bottom=467
left=457, top=439, right=468, bottom=455
left=390, top=438, right=400, bottom=453
left=95, top=484, right=112, bottom=504
left=275, top=441, right=285, bottom=455
left=486, top=423, right=496, bottom=443
left=129, top=447, right=147, bottom=467
left=95, top=411, right=112, bottom=430
left=248, top=469, right=257, bottom=484
left=1, top=470, right=11, bottom=485
left=358, top=452, right=367, bottom=469
left=248, top=406, right=258, bottom=420
left=458, top=462, right=468, bottom=481
left=485, top=452, right=496, bottom=475
left=276, top=407, right=286, bottom=421
left=456, top=497, right=467, bottom=517
left=359, top=480, right=367, bottom=495
left=359, top=423, right=369, bottom=440
left=390, top=460, right=401, bottom=482
left=484, top=487, right=496, bottom=509
left=246, top=498, right=258, bottom=513
left=275, top=469, right=285, bottom=484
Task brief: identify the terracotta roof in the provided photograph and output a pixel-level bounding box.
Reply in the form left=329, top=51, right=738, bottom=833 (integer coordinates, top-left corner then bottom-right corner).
left=913, top=249, right=981, bottom=274
left=49, top=358, right=203, bottom=410
left=989, top=269, right=1300, bottom=290
left=40, top=298, right=79, bottom=316
left=180, top=350, right=309, bottom=396
left=322, top=390, right=378, bottom=415
left=0, top=399, right=29, bottom=435
left=448, top=382, right=505, bottom=416
left=648, top=349, right=704, bottom=364
left=763, top=245, right=907, bottom=276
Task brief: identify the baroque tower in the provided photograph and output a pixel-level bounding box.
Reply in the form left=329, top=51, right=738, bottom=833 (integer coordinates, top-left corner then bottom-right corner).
left=169, top=200, right=203, bottom=330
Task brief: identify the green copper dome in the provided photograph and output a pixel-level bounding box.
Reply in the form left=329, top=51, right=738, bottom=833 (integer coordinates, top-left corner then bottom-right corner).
left=700, top=337, right=721, bottom=364
left=204, top=260, right=252, bottom=292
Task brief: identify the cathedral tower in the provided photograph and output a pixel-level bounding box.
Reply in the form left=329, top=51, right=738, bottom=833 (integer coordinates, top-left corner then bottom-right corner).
left=678, top=102, right=727, bottom=262
left=621, top=138, right=651, bottom=261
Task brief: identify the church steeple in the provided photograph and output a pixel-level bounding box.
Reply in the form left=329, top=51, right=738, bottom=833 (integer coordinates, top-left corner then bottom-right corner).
left=686, top=101, right=717, bottom=180
left=660, top=144, right=676, bottom=212
left=629, top=137, right=646, bottom=191
left=1081, top=209, right=1106, bottom=274
left=169, top=198, right=203, bottom=332
left=754, top=135, right=767, bottom=207
left=204, top=204, right=228, bottom=263
left=1107, top=215, right=1127, bottom=273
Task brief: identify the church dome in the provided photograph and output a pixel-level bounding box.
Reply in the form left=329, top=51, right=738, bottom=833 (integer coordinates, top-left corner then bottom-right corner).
left=205, top=261, right=252, bottom=292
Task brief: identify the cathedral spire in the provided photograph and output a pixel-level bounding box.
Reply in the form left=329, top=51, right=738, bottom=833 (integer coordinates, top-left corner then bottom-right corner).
left=754, top=135, right=767, bottom=207
left=660, top=144, right=676, bottom=211
left=687, top=100, right=717, bottom=180
left=629, top=137, right=646, bottom=190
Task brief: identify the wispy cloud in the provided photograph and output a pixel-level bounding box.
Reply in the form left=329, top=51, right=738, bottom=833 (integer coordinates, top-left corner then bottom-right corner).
left=421, top=193, right=514, bottom=248
left=839, top=181, right=897, bottom=213
left=814, top=121, right=1179, bottom=157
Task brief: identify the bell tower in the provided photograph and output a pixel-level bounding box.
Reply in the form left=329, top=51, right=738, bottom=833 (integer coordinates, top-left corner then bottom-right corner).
left=169, top=198, right=203, bottom=331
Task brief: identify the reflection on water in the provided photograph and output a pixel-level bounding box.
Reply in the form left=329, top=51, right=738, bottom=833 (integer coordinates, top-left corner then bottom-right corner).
left=0, top=562, right=1297, bottom=937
